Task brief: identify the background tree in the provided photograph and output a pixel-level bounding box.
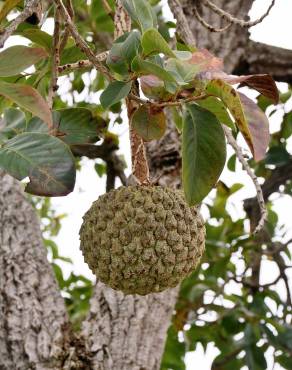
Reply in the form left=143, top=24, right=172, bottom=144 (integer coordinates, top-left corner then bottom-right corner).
left=0, top=1, right=291, bottom=369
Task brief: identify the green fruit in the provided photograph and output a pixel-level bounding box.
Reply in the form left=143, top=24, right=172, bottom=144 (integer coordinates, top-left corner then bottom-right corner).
left=79, top=185, right=205, bottom=295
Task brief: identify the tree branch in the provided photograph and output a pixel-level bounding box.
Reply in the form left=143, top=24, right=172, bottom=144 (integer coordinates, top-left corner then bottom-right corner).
left=0, top=0, right=40, bottom=48
left=54, top=0, right=112, bottom=79
left=234, top=41, right=292, bottom=84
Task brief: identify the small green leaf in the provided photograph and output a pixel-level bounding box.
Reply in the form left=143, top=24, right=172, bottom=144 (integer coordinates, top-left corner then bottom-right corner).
left=0, top=133, right=76, bottom=196
left=131, top=104, right=166, bottom=141
left=0, top=81, right=53, bottom=128
left=142, top=28, right=176, bottom=57
left=165, top=58, right=199, bottom=85
left=0, top=46, right=48, bottom=76
left=182, top=104, right=226, bottom=205
left=0, top=0, right=21, bottom=22
left=121, top=0, right=155, bottom=32
left=16, top=28, right=53, bottom=52
left=107, top=31, right=141, bottom=76
left=132, top=56, right=176, bottom=82
left=100, top=81, right=132, bottom=109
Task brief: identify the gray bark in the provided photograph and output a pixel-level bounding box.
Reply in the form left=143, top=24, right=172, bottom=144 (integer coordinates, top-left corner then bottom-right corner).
left=0, top=171, right=68, bottom=370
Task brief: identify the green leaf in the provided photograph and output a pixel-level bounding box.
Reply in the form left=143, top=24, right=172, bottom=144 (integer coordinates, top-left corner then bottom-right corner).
left=182, top=104, right=226, bottom=205
left=0, top=46, right=48, bottom=76
left=100, top=81, right=132, bottom=109
left=0, top=81, right=53, bottom=128
left=206, top=79, right=255, bottom=159
left=131, top=105, right=166, bottom=141
left=0, top=133, right=76, bottom=196
left=132, top=56, right=176, bottom=82
left=0, top=0, right=21, bottom=22
left=142, top=28, right=176, bottom=57
left=27, top=108, right=106, bottom=145
left=197, top=96, right=235, bottom=130
left=121, top=0, right=155, bottom=32
left=15, top=29, right=53, bottom=52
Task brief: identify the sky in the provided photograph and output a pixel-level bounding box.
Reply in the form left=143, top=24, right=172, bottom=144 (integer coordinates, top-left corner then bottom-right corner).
left=7, top=0, right=291, bottom=369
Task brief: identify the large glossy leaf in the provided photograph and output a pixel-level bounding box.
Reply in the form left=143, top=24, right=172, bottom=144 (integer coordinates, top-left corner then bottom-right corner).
left=100, top=81, right=132, bottom=109
left=131, top=105, right=166, bottom=141
left=182, top=104, right=226, bottom=205
left=206, top=79, right=255, bottom=158
left=0, top=133, right=76, bottom=196
left=142, top=28, right=176, bottom=57
left=121, top=0, right=155, bottom=32
left=0, top=81, right=53, bottom=128
left=239, top=93, right=270, bottom=161
left=0, top=46, right=48, bottom=76
left=27, top=108, right=105, bottom=145
left=132, top=56, right=176, bottom=82
left=0, top=108, right=26, bottom=138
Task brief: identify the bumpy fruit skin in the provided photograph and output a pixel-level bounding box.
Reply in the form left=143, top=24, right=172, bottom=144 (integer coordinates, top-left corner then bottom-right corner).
left=79, top=186, right=205, bottom=295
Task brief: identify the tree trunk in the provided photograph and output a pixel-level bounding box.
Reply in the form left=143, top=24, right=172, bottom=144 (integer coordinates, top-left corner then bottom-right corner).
left=0, top=171, right=68, bottom=369
left=1, top=1, right=292, bottom=369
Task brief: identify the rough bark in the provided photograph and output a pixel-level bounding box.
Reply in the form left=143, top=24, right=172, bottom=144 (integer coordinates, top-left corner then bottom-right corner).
left=0, top=171, right=68, bottom=370
left=82, top=283, right=178, bottom=370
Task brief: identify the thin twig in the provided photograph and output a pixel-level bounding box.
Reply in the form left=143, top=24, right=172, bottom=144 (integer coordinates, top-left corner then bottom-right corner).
left=59, top=0, right=74, bottom=52
left=193, top=6, right=232, bottom=33
left=223, top=126, right=267, bottom=234
left=48, top=9, right=61, bottom=109
left=54, top=0, right=112, bottom=79
left=0, top=0, right=39, bottom=48
left=202, top=0, right=276, bottom=28
left=58, top=51, right=109, bottom=73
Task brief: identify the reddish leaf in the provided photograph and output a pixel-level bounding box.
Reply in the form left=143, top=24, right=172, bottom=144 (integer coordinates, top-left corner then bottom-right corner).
left=224, top=74, right=279, bottom=104
left=0, top=46, right=48, bottom=77
left=189, top=49, right=223, bottom=72
left=206, top=79, right=254, bottom=157
left=140, top=75, right=172, bottom=100
left=131, top=104, right=166, bottom=141
left=239, top=93, right=270, bottom=161
left=0, top=81, right=53, bottom=129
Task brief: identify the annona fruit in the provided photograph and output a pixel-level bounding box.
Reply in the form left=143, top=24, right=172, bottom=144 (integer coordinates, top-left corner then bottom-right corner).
left=79, top=185, right=205, bottom=295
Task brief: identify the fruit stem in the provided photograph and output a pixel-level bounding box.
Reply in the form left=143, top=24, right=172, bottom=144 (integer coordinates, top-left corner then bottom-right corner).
left=114, top=0, right=150, bottom=185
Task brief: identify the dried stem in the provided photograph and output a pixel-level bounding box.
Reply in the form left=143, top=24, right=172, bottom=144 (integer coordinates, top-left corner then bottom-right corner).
left=0, top=0, right=39, bottom=48
left=48, top=9, right=61, bottom=110
left=223, top=126, right=267, bottom=234
left=59, top=0, right=74, bottom=52
left=54, top=0, right=112, bottom=80
left=202, top=0, right=276, bottom=28
left=114, top=0, right=150, bottom=185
